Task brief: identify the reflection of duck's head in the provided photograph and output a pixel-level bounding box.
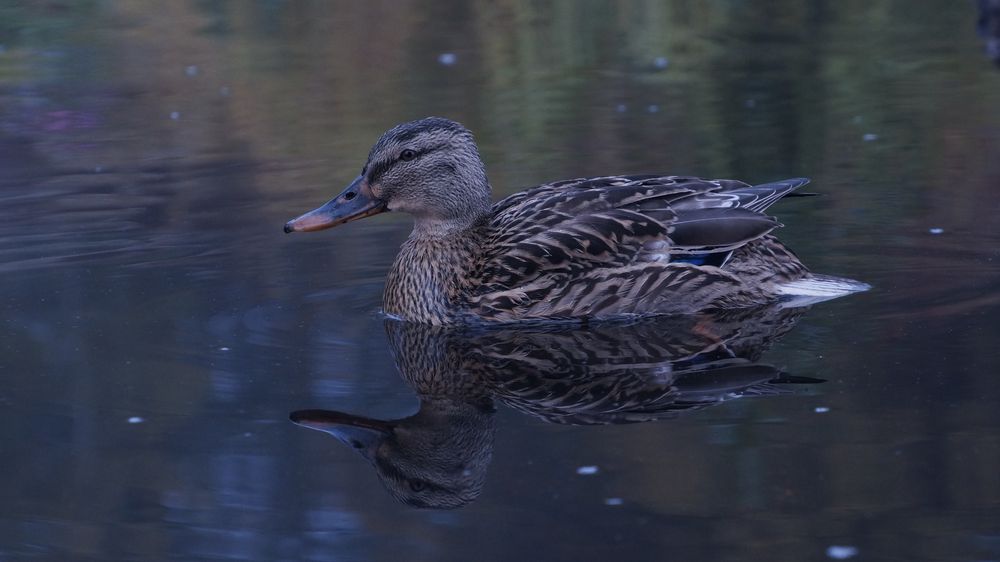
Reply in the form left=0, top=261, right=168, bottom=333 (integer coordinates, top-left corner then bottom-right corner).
left=291, top=396, right=495, bottom=509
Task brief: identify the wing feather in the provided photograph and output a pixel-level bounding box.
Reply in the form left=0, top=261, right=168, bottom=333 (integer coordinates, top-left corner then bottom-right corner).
left=468, top=175, right=809, bottom=320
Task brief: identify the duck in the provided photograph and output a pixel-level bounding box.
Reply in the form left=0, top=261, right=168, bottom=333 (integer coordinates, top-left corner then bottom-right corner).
left=290, top=307, right=820, bottom=509
left=284, top=117, right=868, bottom=325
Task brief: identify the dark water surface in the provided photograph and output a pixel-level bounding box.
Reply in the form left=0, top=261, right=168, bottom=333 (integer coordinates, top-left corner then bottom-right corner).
left=3, top=2, right=1000, bottom=561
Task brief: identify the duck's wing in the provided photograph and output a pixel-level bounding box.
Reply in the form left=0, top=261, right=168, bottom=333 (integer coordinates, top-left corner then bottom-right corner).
left=667, top=177, right=811, bottom=213
left=666, top=177, right=812, bottom=256
left=493, top=175, right=809, bottom=216
left=466, top=176, right=809, bottom=320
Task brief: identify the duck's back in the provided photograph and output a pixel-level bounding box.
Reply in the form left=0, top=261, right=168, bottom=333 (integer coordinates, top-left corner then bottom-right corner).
left=462, top=175, right=856, bottom=322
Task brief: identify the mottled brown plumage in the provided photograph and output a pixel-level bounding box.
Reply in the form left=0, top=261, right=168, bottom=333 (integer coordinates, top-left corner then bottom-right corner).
left=285, top=117, right=868, bottom=325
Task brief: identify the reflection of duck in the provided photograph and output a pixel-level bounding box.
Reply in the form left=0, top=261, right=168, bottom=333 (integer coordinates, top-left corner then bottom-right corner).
left=284, top=117, right=868, bottom=325
left=291, top=306, right=819, bottom=509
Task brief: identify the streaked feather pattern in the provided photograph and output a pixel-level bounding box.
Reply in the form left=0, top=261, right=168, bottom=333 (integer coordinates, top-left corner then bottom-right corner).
left=291, top=117, right=867, bottom=324
left=449, top=175, right=822, bottom=322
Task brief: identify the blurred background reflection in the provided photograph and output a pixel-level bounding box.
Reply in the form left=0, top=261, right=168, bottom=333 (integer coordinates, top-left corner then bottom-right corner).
left=1, top=1, right=999, bottom=561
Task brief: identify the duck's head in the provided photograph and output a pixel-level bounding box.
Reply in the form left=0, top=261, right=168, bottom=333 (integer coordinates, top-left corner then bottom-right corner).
left=284, top=117, right=491, bottom=234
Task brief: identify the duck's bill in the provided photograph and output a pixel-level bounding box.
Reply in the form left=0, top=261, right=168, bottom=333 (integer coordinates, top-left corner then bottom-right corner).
left=283, top=175, right=386, bottom=233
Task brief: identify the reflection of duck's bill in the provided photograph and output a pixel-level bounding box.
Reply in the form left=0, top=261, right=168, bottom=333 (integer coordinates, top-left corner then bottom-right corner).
left=290, top=409, right=393, bottom=461
left=777, top=274, right=871, bottom=308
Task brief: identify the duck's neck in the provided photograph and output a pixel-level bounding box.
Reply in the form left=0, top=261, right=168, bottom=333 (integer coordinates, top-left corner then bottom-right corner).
left=383, top=215, right=488, bottom=325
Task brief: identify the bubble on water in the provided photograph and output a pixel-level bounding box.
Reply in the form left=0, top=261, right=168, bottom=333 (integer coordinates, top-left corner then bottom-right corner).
left=185, top=65, right=198, bottom=77
left=928, top=227, right=944, bottom=235
left=604, top=497, right=624, bottom=506
left=653, top=56, right=669, bottom=69
left=170, top=111, right=180, bottom=121
left=862, top=133, right=878, bottom=142
left=826, top=545, right=858, bottom=559
left=646, top=104, right=660, bottom=113
left=438, top=53, right=457, bottom=66
left=576, top=465, right=599, bottom=475
left=814, top=406, right=830, bottom=413
left=616, top=104, right=627, bottom=113
left=219, top=346, right=231, bottom=352
left=127, top=416, right=145, bottom=424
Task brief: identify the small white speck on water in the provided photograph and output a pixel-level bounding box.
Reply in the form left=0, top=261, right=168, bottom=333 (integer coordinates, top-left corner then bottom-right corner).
left=170, top=111, right=180, bottom=120
left=744, top=98, right=756, bottom=108
left=243, top=432, right=253, bottom=438
left=94, top=166, right=103, bottom=173
left=862, top=133, right=878, bottom=142
left=616, top=104, right=627, bottom=113
left=437, top=52, right=457, bottom=66
left=127, top=416, right=145, bottom=424
left=652, top=56, right=669, bottom=69
left=219, top=346, right=230, bottom=352
left=815, top=406, right=830, bottom=413
left=929, top=227, right=944, bottom=235
left=576, top=465, right=599, bottom=475
left=185, top=65, right=198, bottom=77
left=826, top=545, right=858, bottom=559
left=604, top=497, right=624, bottom=506
left=219, top=86, right=231, bottom=96
left=646, top=104, right=660, bottom=113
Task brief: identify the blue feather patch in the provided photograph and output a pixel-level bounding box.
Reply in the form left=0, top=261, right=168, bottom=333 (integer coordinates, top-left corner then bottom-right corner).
left=674, top=254, right=711, bottom=266
left=673, top=251, right=730, bottom=267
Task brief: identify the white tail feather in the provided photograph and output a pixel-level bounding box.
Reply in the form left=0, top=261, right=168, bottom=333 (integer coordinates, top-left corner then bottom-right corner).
left=777, top=275, right=871, bottom=308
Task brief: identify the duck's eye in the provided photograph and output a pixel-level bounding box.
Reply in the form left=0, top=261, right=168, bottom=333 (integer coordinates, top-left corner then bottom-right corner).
left=400, top=149, right=417, bottom=162
left=408, top=480, right=426, bottom=492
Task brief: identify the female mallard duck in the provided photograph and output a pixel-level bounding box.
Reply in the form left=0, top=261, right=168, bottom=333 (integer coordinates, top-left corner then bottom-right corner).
left=285, top=117, right=868, bottom=325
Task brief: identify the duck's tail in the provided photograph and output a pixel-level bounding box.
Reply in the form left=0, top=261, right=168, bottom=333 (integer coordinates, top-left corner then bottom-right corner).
left=776, top=274, right=871, bottom=308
